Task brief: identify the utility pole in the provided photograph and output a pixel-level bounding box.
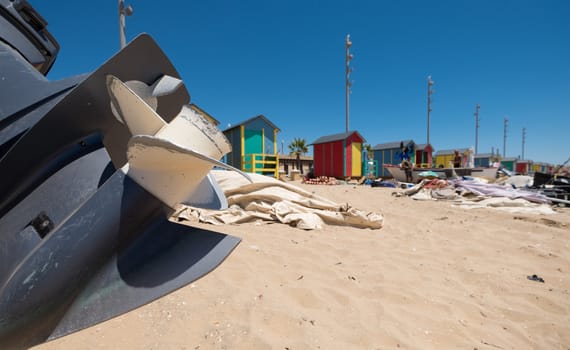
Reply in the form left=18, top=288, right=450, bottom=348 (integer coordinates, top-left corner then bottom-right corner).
left=503, top=117, right=508, bottom=158
left=522, top=127, right=526, bottom=160
left=474, top=104, right=480, bottom=155
left=345, top=34, right=353, bottom=133
left=119, top=0, right=134, bottom=49
left=427, top=76, right=434, bottom=145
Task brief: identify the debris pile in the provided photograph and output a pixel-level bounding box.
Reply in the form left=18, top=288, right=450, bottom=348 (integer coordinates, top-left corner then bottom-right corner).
left=391, top=177, right=557, bottom=214
left=302, top=176, right=339, bottom=185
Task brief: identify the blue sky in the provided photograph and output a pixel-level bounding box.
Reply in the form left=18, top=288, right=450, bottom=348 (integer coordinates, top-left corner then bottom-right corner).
left=33, top=1, right=569, bottom=165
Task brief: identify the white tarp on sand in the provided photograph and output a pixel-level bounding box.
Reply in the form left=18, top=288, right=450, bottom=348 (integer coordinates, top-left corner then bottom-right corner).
left=393, top=178, right=556, bottom=215
left=172, top=170, right=384, bottom=230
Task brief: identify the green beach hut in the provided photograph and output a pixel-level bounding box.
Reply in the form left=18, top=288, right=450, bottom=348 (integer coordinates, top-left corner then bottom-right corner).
left=223, top=115, right=280, bottom=178
left=500, top=157, right=518, bottom=172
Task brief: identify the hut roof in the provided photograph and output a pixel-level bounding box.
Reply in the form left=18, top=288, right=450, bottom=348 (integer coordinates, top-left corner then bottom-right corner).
left=415, top=143, right=434, bottom=152
left=474, top=153, right=494, bottom=158
left=435, top=148, right=469, bottom=156
left=223, top=114, right=280, bottom=132
left=310, top=130, right=366, bottom=145
left=371, top=140, right=414, bottom=151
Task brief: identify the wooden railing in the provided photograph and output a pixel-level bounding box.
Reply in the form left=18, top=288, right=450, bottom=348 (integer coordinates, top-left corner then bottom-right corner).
left=242, top=153, right=279, bottom=178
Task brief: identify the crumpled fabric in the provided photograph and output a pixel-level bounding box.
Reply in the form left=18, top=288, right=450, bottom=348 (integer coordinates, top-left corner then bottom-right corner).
left=391, top=177, right=555, bottom=214
left=453, top=197, right=556, bottom=214
left=172, top=170, right=384, bottom=230
left=450, top=179, right=550, bottom=203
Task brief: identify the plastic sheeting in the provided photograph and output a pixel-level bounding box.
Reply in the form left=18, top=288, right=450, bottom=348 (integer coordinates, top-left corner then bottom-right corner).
left=392, top=178, right=555, bottom=215
left=453, top=197, right=556, bottom=214
left=450, top=179, right=550, bottom=204
left=173, top=170, right=384, bottom=230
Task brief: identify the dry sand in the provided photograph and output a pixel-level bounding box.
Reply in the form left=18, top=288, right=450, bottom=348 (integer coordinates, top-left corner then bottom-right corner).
left=34, top=180, right=570, bottom=350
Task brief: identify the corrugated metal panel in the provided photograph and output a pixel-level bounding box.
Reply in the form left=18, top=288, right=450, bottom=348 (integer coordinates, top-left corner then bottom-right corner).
left=372, top=139, right=413, bottom=151
left=332, top=140, right=344, bottom=177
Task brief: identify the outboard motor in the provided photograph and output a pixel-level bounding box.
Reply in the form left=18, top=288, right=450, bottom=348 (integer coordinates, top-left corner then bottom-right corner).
left=0, top=1, right=245, bottom=348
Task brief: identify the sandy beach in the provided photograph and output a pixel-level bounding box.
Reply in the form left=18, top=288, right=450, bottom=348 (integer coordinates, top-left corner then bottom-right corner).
left=34, top=179, right=570, bottom=350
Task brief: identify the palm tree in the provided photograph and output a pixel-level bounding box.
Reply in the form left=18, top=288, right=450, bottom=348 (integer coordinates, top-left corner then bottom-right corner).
left=363, top=143, right=373, bottom=160
left=288, top=137, right=308, bottom=174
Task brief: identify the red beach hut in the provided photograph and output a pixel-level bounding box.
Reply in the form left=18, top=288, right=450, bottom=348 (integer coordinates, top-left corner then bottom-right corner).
left=311, top=131, right=366, bottom=178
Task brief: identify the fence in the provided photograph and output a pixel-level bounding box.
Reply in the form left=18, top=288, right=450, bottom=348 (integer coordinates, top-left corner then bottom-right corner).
left=242, top=153, right=279, bottom=178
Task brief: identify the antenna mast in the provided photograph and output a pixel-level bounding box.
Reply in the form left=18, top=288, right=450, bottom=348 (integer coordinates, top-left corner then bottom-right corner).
left=427, top=76, right=434, bottom=145
left=474, top=104, right=480, bottom=154
left=503, top=117, right=508, bottom=158
left=522, top=127, right=526, bottom=160
left=345, top=34, right=353, bottom=133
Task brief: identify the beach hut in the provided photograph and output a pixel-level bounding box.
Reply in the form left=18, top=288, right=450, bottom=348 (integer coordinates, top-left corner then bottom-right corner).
left=515, top=159, right=533, bottom=175
left=223, top=114, right=280, bottom=177
left=532, top=162, right=551, bottom=174
left=311, top=131, right=365, bottom=178
left=500, top=157, right=517, bottom=172
left=434, top=148, right=472, bottom=168
left=474, top=153, right=494, bottom=168
left=278, top=154, right=313, bottom=176
left=372, top=140, right=416, bottom=177
left=415, top=143, right=434, bottom=168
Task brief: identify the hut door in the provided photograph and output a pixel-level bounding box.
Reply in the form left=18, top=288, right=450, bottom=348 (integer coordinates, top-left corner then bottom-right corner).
left=244, top=129, right=263, bottom=154
left=351, top=142, right=362, bottom=177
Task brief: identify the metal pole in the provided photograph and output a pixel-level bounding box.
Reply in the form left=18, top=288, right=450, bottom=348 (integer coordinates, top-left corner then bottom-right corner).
left=119, top=0, right=133, bottom=49
left=522, top=127, right=526, bottom=160
left=345, top=35, right=353, bottom=133
left=474, top=104, right=480, bottom=155
left=427, top=76, right=434, bottom=145
left=119, top=0, right=126, bottom=49
left=503, top=117, right=508, bottom=158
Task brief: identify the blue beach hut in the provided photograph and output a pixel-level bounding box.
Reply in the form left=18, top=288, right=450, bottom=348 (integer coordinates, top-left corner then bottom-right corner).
left=372, top=140, right=416, bottom=177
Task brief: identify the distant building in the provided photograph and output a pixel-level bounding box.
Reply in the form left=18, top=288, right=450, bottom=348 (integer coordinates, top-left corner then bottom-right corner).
left=434, top=148, right=473, bottom=168
left=532, top=162, right=552, bottom=174
left=311, top=131, right=365, bottom=178
left=415, top=143, right=434, bottom=168
left=372, top=140, right=415, bottom=177
left=223, top=115, right=280, bottom=177
left=278, top=153, right=313, bottom=176
left=500, top=157, right=517, bottom=172
left=474, top=153, right=494, bottom=168
left=515, top=159, right=533, bottom=175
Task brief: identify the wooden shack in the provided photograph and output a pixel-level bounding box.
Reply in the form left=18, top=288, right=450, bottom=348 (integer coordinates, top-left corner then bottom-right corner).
left=474, top=153, right=494, bottom=168
left=311, top=131, right=365, bottom=178
left=223, top=115, right=280, bottom=177
left=532, top=162, right=552, bottom=174
left=434, top=148, right=472, bottom=168
left=515, top=159, right=533, bottom=175
left=500, top=157, right=518, bottom=172
left=372, top=140, right=416, bottom=177
left=414, top=143, right=434, bottom=168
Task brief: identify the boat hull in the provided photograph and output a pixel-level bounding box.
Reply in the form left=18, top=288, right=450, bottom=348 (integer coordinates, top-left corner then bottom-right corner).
left=383, top=164, right=499, bottom=183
